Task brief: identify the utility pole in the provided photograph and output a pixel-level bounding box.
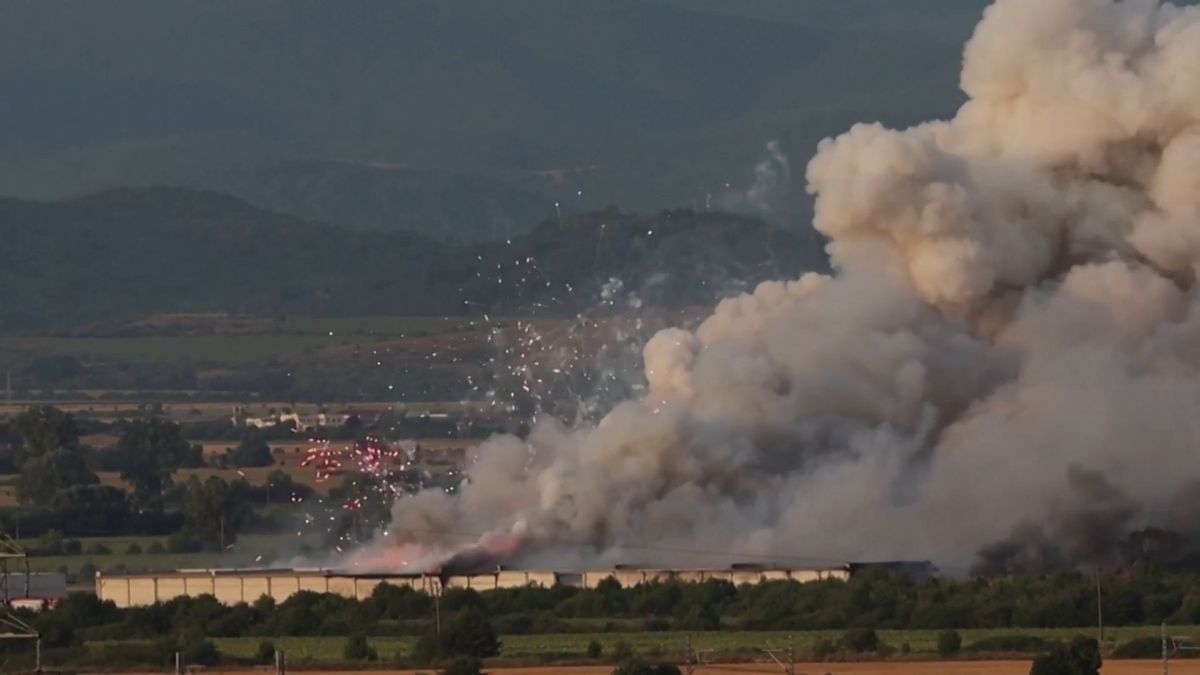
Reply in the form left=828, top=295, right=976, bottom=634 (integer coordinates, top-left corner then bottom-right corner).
left=1163, top=623, right=1169, bottom=675
left=685, top=634, right=694, bottom=675
left=1095, top=567, right=1104, bottom=643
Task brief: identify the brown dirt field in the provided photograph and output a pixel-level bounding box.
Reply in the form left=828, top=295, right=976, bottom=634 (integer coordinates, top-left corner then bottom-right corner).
left=109, top=662, right=1200, bottom=675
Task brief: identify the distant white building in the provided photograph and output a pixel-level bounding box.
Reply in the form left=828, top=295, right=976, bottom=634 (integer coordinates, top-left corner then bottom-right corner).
left=232, top=406, right=357, bottom=432
left=2, top=572, right=66, bottom=609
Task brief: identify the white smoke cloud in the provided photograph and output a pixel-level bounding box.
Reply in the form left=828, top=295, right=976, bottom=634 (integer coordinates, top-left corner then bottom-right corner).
left=363, top=0, right=1200, bottom=573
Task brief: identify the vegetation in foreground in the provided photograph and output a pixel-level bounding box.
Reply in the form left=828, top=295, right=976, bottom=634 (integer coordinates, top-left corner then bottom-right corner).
left=4, top=568, right=1200, bottom=671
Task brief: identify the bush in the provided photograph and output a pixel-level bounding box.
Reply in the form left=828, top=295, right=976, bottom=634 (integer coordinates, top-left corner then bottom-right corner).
left=937, top=630, right=962, bottom=657
left=36, top=530, right=65, bottom=555
left=641, top=618, right=670, bottom=632
left=125, top=542, right=143, bottom=555
left=255, top=640, right=277, bottom=665
left=165, top=532, right=203, bottom=554
left=181, top=638, right=221, bottom=667
left=412, top=633, right=440, bottom=664
left=612, top=640, right=635, bottom=661
left=63, top=538, right=82, bottom=555
left=77, top=561, right=97, bottom=582
left=343, top=632, right=378, bottom=662
left=611, top=660, right=682, bottom=675
left=812, top=639, right=837, bottom=658
left=440, top=656, right=484, bottom=675
left=969, top=635, right=1057, bottom=654
left=842, top=628, right=879, bottom=653
left=1029, top=637, right=1101, bottom=675
left=587, top=640, right=603, bottom=659
left=85, top=541, right=112, bottom=555
left=439, top=608, right=500, bottom=659
left=147, top=541, right=165, bottom=554
left=32, top=612, right=75, bottom=648
left=229, top=437, right=274, bottom=468
left=1111, top=636, right=1175, bottom=659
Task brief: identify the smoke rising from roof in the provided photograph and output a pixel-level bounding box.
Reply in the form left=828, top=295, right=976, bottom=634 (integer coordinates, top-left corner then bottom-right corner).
left=362, top=0, right=1200, bottom=574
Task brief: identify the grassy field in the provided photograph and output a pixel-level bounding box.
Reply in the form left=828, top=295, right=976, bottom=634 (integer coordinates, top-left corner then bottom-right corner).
left=0, top=335, right=382, bottom=364
left=199, top=626, right=1200, bottom=662
left=0, top=398, right=480, bottom=423
left=159, top=664, right=1200, bottom=675
left=19, top=533, right=324, bottom=579
left=0, top=316, right=486, bottom=364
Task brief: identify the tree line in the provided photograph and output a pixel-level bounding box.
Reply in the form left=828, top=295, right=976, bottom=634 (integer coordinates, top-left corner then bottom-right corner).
left=29, top=568, right=1200, bottom=644
left=0, top=406, right=320, bottom=548
left=8, top=569, right=1183, bottom=674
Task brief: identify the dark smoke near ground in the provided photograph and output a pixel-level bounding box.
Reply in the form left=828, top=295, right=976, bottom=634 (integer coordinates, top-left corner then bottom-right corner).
left=345, top=0, right=1200, bottom=576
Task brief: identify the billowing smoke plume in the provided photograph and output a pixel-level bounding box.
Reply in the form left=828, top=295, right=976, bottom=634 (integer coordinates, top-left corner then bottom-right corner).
left=362, top=0, right=1200, bottom=574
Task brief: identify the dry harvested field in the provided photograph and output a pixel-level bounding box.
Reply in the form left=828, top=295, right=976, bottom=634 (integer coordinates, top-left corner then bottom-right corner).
left=107, top=662, right=1200, bottom=675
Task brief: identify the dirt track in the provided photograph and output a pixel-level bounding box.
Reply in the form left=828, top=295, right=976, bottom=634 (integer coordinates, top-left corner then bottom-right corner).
left=113, top=661, right=1200, bottom=675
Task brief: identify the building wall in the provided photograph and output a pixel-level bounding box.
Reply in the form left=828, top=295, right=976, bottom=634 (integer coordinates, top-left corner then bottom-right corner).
left=96, top=565, right=852, bottom=608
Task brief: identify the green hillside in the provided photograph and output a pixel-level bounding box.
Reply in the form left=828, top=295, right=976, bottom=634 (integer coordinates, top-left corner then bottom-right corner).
left=0, top=187, right=827, bottom=332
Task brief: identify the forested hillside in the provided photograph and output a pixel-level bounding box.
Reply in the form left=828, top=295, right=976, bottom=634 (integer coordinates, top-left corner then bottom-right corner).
left=0, top=188, right=827, bottom=332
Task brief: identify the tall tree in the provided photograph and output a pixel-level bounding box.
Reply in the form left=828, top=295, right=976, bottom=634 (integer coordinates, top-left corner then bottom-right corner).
left=181, top=476, right=251, bottom=551
left=115, top=418, right=201, bottom=509
left=10, top=405, right=79, bottom=462
left=16, top=448, right=98, bottom=504
left=228, top=436, right=273, bottom=468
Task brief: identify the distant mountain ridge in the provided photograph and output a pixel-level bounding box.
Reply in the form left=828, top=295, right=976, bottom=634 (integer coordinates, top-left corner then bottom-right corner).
left=0, top=0, right=993, bottom=241
left=0, top=187, right=828, bottom=332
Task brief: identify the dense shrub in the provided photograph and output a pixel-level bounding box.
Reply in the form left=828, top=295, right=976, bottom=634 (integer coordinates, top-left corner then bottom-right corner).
left=612, top=640, right=635, bottom=661
left=125, top=542, right=143, bottom=555
left=1029, top=637, right=1100, bottom=675
left=812, top=639, right=837, bottom=658
left=343, top=632, right=378, bottom=661
left=587, top=640, right=603, bottom=659
left=1110, top=636, right=1188, bottom=659
left=255, top=640, right=277, bottom=665
left=440, top=609, right=501, bottom=659
left=164, top=532, right=203, bottom=553
left=937, top=630, right=962, bottom=657
left=841, top=628, right=879, bottom=653
left=412, top=633, right=440, bottom=664
left=968, top=635, right=1057, bottom=654
left=439, top=656, right=484, bottom=675
left=611, top=660, right=682, bottom=675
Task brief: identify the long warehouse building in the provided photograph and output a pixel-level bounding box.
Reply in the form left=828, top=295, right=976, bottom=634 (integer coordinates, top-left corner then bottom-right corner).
left=96, top=564, right=856, bottom=608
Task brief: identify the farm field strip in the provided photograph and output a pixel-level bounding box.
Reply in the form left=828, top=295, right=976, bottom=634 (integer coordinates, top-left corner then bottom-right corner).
left=0, top=316, right=488, bottom=364
left=208, top=626, right=1200, bottom=661
left=20, top=532, right=325, bottom=575
left=109, top=664, right=1200, bottom=675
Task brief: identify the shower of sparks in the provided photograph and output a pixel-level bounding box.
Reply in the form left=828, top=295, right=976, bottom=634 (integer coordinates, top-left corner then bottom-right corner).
left=287, top=209, right=695, bottom=563
left=301, top=436, right=414, bottom=496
